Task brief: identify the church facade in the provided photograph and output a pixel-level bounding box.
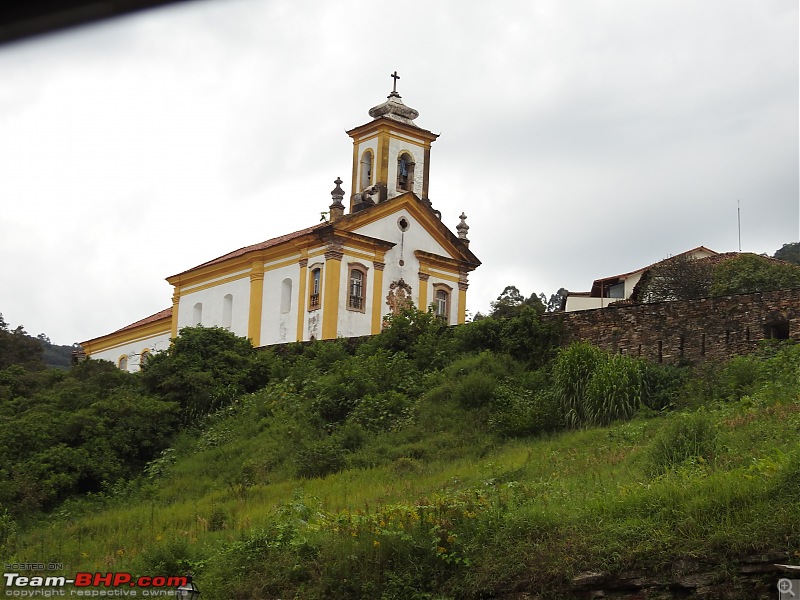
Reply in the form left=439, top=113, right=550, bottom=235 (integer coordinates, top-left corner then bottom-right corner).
left=81, top=83, right=481, bottom=370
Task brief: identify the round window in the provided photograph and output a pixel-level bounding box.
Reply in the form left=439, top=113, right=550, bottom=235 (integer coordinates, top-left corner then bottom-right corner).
left=397, top=217, right=410, bottom=232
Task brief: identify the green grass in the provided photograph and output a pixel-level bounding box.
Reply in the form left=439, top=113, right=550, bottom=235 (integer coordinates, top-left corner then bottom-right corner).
left=10, top=397, right=800, bottom=598
left=7, top=343, right=800, bottom=599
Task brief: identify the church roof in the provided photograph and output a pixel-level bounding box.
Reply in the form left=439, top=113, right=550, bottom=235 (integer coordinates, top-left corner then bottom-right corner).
left=169, top=223, right=328, bottom=278
left=170, top=192, right=478, bottom=282
left=106, top=307, right=173, bottom=336
left=80, top=306, right=172, bottom=350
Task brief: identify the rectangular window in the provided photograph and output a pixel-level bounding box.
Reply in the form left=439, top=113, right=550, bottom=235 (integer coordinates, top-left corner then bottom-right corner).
left=309, top=268, right=321, bottom=310
left=435, top=290, right=448, bottom=319
left=347, top=265, right=367, bottom=312
left=349, top=270, right=364, bottom=310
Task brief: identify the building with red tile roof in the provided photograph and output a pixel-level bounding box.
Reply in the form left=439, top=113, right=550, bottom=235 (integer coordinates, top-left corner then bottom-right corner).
left=81, top=83, right=480, bottom=370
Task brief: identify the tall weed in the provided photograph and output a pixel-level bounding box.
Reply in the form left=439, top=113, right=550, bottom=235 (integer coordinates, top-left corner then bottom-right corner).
left=645, top=411, right=717, bottom=475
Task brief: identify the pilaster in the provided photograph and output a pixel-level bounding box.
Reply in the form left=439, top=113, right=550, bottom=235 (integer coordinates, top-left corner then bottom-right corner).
left=458, top=277, right=469, bottom=324
left=296, top=257, right=308, bottom=342
left=418, top=272, right=430, bottom=312
left=321, top=249, right=343, bottom=339
left=371, top=261, right=386, bottom=334
left=248, top=260, right=265, bottom=346
left=170, top=287, right=180, bottom=338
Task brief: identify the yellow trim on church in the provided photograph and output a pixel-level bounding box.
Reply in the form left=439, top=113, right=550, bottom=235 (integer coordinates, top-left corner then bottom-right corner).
left=418, top=275, right=429, bottom=312
left=248, top=261, right=265, bottom=346
left=82, top=316, right=171, bottom=356
left=371, top=263, right=385, bottom=334
left=321, top=252, right=342, bottom=339
left=83, top=88, right=480, bottom=354
left=296, top=255, right=308, bottom=341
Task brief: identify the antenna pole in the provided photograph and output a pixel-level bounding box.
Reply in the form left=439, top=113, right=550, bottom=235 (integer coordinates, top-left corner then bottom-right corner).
left=737, top=200, right=742, bottom=252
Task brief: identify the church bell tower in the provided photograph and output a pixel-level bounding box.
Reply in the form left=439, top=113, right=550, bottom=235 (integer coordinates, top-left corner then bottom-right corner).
left=346, top=72, right=439, bottom=212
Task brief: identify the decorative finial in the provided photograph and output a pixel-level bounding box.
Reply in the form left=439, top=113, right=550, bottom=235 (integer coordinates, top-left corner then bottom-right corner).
left=389, top=70, right=401, bottom=98
left=456, top=212, right=470, bottom=245
left=331, top=177, right=344, bottom=202
left=329, top=177, right=345, bottom=221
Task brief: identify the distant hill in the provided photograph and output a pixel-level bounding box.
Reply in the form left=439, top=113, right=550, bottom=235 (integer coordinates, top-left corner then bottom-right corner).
left=37, top=335, right=77, bottom=369
left=0, top=314, right=76, bottom=370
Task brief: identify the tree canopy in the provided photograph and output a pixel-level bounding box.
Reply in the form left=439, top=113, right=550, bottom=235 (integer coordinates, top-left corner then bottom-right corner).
left=711, top=253, right=800, bottom=296
left=773, top=242, right=800, bottom=266
left=489, top=286, right=545, bottom=318
left=140, top=326, right=269, bottom=422
left=0, top=314, right=44, bottom=370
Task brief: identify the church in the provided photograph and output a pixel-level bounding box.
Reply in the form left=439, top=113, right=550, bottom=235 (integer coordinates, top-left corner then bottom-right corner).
left=80, top=77, right=481, bottom=371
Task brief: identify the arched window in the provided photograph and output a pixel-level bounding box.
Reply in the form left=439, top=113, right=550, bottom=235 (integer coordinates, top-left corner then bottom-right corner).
left=397, top=152, right=415, bottom=192
left=140, top=349, right=152, bottom=367
left=193, top=302, right=203, bottom=325
left=309, top=267, right=322, bottom=310
left=360, top=149, right=373, bottom=191
left=118, top=355, right=128, bottom=371
left=281, top=278, right=293, bottom=314
left=347, top=264, right=368, bottom=312
left=222, top=294, right=233, bottom=329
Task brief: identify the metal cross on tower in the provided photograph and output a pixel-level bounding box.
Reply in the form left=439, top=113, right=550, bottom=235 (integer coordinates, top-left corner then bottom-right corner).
left=390, top=70, right=400, bottom=93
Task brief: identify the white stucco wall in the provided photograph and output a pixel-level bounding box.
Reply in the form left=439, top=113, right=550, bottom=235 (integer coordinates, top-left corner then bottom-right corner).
left=623, top=272, right=644, bottom=297
left=356, top=209, right=465, bottom=324
left=177, top=274, right=250, bottom=337
left=90, top=330, right=172, bottom=372
left=354, top=210, right=451, bottom=313
left=425, top=276, right=460, bottom=325
left=336, top=252, right=374, bottom=338
left=261, top=263, right=300, bottom=346
left=564, top=296, right=607, bottom=312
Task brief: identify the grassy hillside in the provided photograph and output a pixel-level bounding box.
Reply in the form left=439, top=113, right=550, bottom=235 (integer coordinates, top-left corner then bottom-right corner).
left=3, top=310, right=800, bottom=599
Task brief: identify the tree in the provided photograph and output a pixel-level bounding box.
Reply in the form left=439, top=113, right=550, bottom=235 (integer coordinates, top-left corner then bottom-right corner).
left=545, top=288, right=568, bottom=312
left=140, top=326, right=267, bottom=422
left=635, top=254, right=713, bottom=302
left=711, top=253, right=800, bottom=296
left=490, top=286, right=545, bottom=318
left=774, top=242, right=800, bottom=266
left=0, top=318, right=44, bottom=370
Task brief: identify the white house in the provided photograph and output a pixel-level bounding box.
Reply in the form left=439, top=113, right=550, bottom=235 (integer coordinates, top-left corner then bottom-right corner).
left=563, top=246, right=718, bottom=312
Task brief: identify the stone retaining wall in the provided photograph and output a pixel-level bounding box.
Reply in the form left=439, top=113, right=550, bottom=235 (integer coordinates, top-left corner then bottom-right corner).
left=549, top=288, right=800, bottom=364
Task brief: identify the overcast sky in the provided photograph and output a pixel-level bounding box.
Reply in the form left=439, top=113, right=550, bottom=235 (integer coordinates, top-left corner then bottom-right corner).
left=0, top=0, right=797, bottom=346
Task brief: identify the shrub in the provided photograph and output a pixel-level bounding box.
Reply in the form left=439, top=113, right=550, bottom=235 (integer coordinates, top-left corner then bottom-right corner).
left=312, top=349, right=417, bottom=424
left=372, top=306, right=453, bottom=370
left=296, top=438, right=346, bottom=479
left=720, top=355, right=764, bottom=401
left=500, top=305, right=563, bottom=367
left=134, top=537, right=195, bottom=577
left=646, top=412, right=717, bottom=475
left=488, top=384, right=562, bottom=438
left=640, top=363, right=687, bottom=411
left=552, top=342, right=607, bottom=428
left=553, top=343, right=657, bottom=428
left=207, top=506, right=228, bottom=532
left=140, top=326, right=262, bottom=422
left=432, top=351, right=518, bottom=410
left=349, top=390, right=413, bottom=432
left=583, top=354, right=646, bottom=426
